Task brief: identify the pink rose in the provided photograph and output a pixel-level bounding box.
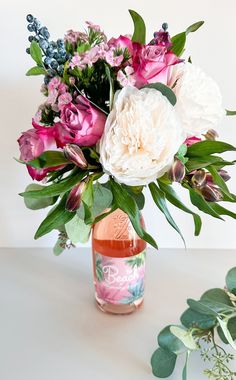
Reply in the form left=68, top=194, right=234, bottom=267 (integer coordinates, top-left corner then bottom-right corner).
left=108, top=35, right=133, bottom=55
left=58, top=96, right=106, bottom=146
left=132, top=43, right=181, bottom=88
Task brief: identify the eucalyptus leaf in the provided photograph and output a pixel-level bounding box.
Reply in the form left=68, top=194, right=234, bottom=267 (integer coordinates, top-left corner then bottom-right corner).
left=182, top=351, right=190, bottom=380
left=151, top=347, right=177, bottom=378
left=110, top=179, right=158, bottom=249
left=217, top=318, right=236, bottom=350
left=34, top=195, right=75, bottom=239
left=92, top=182, right=113, bottom=217
left=129, top=9, right=146, bottom=44
left=30, top=40, right=43, bottom=66
left=158, top=182, right=202, bottom=236
left=187, top=299, right=218, bottom=317
left=53, top=238, right=65, bottom=256
left=142, top=82, right=177, bottom=106
left=201, top=288, right=232, bottom=306
left=149, top=182, right=185, bottom=246
left=23, top=184, right=56, bottom=210
left=187, top=140, right=236, bottom=157
left=218, top=318, right=236, bottom=344
left=26, top=66, right=47, bottom=76
left=181, top=308, right=216, bottom=330
left=20, top=170, right=86, bottom=199
left=226, top=267, right=236, bottom=295
left=170, top=326, right=198, bottom=350
left=28, top=151, right=70, bottom=169
left=65, top=215, right=91, bottom=244
left=158, top=326, right=187, bottom=354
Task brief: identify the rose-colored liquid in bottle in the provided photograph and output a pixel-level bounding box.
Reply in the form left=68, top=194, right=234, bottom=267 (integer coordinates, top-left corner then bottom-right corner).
left=92, top=209, right=146, bottom=314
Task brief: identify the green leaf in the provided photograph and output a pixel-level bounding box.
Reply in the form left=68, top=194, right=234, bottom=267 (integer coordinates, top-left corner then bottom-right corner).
left=218, top=318, right=236, bottom=344
left=186, top=186, right=223, bottom=220
left=201, top=288, right=232, bottom=306
left=23, top=184, right=57, bottom=210
left=149, top=183, right=185, bottom=246
left=92, top=182, right=113, bottom=217
left=30, top=40, right=43, bottom=66
left=188, top=298, right=235, bottom=316
left=93, top=204, right=118, bottom=224
left=186, top=21, right=204, bottom=34
left=181, top=308, right=216, bottom=330
left=208, top=166, right=233, bottom=200
left=28, top=151, right=70, bottom=169
left=171, top=32, right=186, bottom=56
left=226, top=109, right=236, bottom=116
left=170, top=326, right=198, bottom=350
left=34, top=195, right=75, bottom=239
left=110, top=179, right=158, bottom=249
left=129, top=9, right=146, bottom=44
left=182, top=351, right=190, bottom=380
left=142, top=82, right=177, bottom=106
left=210, top=204, right=236, bottom=220
left=187, top=140, right=236, bottom=157
left=187, top=299, right=218, bottom=317
left=158, top=326, right=187, bottom=355
left=20, top=170, right=86, bottom=199
left=65, top=215, right=91, bottom=244
left=151, top=347, right=177, bottom=378
left=217, top=318, right=236, bottom=350
left=158, top=182, right=202, bottom=236
left=123, top=185, right=145, bottom=210
left=53, top=237, right=65, bottom=256
left=226, top=267, right=236, bottom=295
left=26, top=66, right=47, bottom=76
left=185, top=155, right=225, bottom=172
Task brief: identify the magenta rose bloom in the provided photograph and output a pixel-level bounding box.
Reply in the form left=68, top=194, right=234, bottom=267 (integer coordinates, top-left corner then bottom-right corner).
left=132, top=43, right=181, bottom=88
left=58, top=96, right=106, bottom=146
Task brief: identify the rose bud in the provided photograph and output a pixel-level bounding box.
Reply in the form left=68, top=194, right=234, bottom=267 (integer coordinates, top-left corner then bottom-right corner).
left=203, top=129, right=219, bottom=141
left=169, top=159, right=186, bottom=183
left=201, top=185, right=223, bottom=202
left=191, top=169, right=207, bottom=188
left=66, top=181, right=86, bottom=212
left=64, top=144, right=88, bottom=169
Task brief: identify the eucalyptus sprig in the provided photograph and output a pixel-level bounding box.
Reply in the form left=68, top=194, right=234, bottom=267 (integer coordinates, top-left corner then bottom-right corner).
left=151, top=267, right=236, bottom=379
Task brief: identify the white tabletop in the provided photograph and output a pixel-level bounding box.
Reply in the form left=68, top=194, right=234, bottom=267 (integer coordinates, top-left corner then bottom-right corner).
left=0, top=248, right=235, bottom=380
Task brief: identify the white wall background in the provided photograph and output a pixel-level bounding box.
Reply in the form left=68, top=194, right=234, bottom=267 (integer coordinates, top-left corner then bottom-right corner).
left=1, top=0, right=236, bottom=249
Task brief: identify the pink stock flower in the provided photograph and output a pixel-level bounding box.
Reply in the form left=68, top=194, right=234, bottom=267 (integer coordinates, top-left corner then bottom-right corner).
left=58, top=93, right=73, bottom=111
left=86, top=21, right=101, bottom=32
left=46, top=77, right=68, bottom=108
left=64, top=30, right=88, bottom=46
left=117, top=66, right=136, bottom=87
left=184, top=136, right=201, bottom=147
left=105, top=50, right=123, bottom=67
left=57, top=96, right=106, bottom=147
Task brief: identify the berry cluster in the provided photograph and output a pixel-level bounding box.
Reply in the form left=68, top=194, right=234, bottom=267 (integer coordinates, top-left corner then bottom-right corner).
left=26, top=14, right=70, bottom=81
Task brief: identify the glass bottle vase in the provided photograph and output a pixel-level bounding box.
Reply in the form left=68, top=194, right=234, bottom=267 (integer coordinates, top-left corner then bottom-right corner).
left=92, top=208, right=147, bottom=315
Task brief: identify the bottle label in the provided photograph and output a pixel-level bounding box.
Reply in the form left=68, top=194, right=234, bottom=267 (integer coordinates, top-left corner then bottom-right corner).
left=94, top=250, right=146, bottom=305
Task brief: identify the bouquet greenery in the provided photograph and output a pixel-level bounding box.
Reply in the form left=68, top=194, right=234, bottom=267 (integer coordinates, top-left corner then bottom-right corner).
left=17, top=10, right=236, bottom=253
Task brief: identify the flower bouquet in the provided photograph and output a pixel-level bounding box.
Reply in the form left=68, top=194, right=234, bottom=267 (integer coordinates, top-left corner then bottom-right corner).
left=18, top=10, right=236, bottom=250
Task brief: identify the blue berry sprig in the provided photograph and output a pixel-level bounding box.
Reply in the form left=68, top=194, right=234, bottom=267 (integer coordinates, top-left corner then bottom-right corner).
left=26, top=14, right=70, bottom=82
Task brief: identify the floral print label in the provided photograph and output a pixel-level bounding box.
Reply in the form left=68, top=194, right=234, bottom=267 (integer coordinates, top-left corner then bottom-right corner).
left=94, top=251, right=146, bottom=305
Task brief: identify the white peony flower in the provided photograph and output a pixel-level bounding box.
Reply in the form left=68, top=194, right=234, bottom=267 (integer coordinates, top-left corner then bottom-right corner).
left=172, top=63, right=225, bottom=135
left=99, top=86, right=185, bottom=186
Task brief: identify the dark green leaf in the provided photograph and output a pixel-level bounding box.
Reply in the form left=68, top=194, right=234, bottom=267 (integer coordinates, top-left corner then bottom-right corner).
left=20, top=170, right=86, bottom=199
left=186, top=186, right=223, bottom=220
left=186, top=21, right=204, bottom=34
left=181, top=308, right=216, bottom=329
left=187, top=299, right=218, bottom=317
left=151, top=347, right=177, bottom=378
left=123, top=185, right=145, bottom=210
left=188, top=298, right=235, bottom=316
left=185, top=156, right=225, bottom=172
left=149, top=183, right=185, bottom=246
left=158, top=326, right=186, bottom=355
left=187, top=140, right=236, bottom=157
left=23, top=184, right=57, bottom=210
left=28, top=151, right=70, bottom=169
left=30, top=40, right=43, bottom=66
left=226, top=267, right=236, bottom=295
left=210, top=203, right=236, bottom=220
left=142, top=82, right=176, bottom=106
left=171, top=32, right=186, bottom=56
left=129, top=9, right=146, bottom=44
left=218, top=318, right=236, bottom=344
left=26, top=66, right=47, bottom=76
left=201, top=288, right=232, bottom=306
left=226, top=109, right=236, bottom=116
left=182, top=351, right=190, bottom=380
left=208, top=166, right=233, bottom=200
left=110, top=179, right=158, bottom=249
left=34, top=195, right=75, bottom=239
left=158, top=182, right=202, bottom=236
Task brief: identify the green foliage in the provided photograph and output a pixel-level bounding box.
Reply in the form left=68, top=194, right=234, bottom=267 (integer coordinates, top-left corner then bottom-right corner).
left=186, top=140, right=236, bottom=157
left=30, top=40, right=43, bottom=66
left=226, top=267, right=236, bottom=295
left=226, top=109, right=236, bottom=116
left=65, top=215, right=91, bottom=244
left=151, top=267, right=236, bottom=379
left=23, top=184, right=57, bottom=210
left=129, top=9, right=146, bottom=44
left=26, top=66, right=47, bottom=76
left=27, top=151, right=70, bottom=169
left=110, top=178, right=158, bottom=249
left=142, top=83, right=177, bottom=106
left=171, top=21, right=204, bottom=57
